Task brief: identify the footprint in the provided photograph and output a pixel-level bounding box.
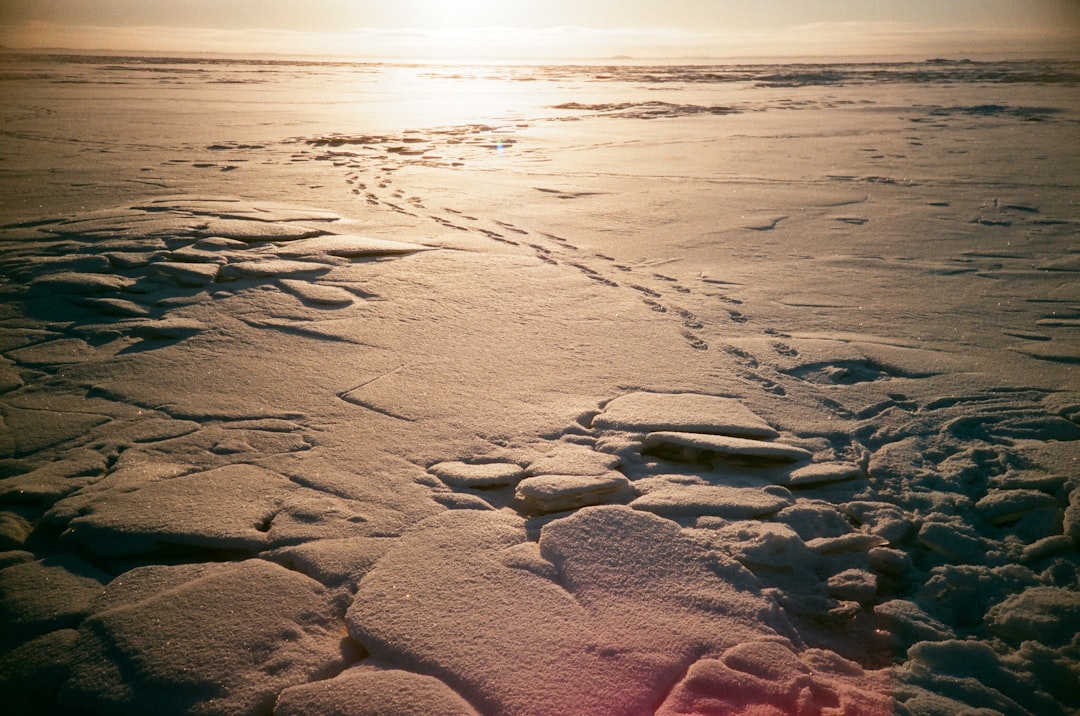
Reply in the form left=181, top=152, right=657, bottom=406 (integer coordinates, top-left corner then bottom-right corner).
left=643, top=299, right=667, bottom=313
left=672, top=306, right=703, bottom=330
left=681, top=330, right=709, bottom=351
left=628, top=284, right=661, bottom=298
left=585, top=274, right=619, bottom=288
left=567, top=262, right=599, bottom=276
left=721, top=344, right=759, bottom=368
left=495, top=221, right=529, bottom=235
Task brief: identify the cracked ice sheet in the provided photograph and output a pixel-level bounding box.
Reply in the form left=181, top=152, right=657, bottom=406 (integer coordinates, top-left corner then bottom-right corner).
left=3, top=57, right=1080, bottom=716
left=59, top=247, right=730, bottom=469
left=346, top=507, right=809, bottom=716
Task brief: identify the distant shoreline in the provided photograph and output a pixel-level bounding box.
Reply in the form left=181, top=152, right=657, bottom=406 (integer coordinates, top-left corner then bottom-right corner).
left=3, top=45, right=1079, bottom=67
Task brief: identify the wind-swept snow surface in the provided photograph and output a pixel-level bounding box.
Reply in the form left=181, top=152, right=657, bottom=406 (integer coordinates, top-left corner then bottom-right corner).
left=1, top=55, right=1078, bottom=715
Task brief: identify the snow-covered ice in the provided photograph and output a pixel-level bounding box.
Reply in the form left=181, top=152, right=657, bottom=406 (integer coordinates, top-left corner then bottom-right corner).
left=0, top=53, right=1078, bottom=715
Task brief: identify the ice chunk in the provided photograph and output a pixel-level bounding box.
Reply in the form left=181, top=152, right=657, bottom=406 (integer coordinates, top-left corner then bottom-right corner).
left=657, top=645, right=893, bottom=716
left=347, top=509, right=684, bottom=715
left=806, top=533, right=888, bottom=555
left=0, top=449, right=108, bottom=504
left=867, top=546, right=912, bottom=577
left=713, top=520, right=815, bottom=570
left=0, top=402, right=111, bottom=460
left=515, top=472, right=631, bottom=514
left=844, top=501, right=913, bottom=544
left=59, top=560, right=353, bottom=715
left=642, top=431, right=813, bottom=464
left=1022, top=534, right=1074, bottom=562
left=29, top=272, right=133, bottom=293
left=7, top=338, right=100, bottom=366
left=275, top=667, right=480, bottom=716
left=278, top=278, right=355, bottom=307
left=787, top=461, right=863, bottom=487
left=0, top=555, right=110, bottom=638
left=775, top=501, right=854, bottom=540
left=918, top=564, right=1039, bottom=629
left=0, top=511, right=32, bottom=550
left=266, top=233, right=432, bottom=258
left=631, top=484, right=792, bottom=519
left=152, top=260, right=220, bottom=286
left=47, top=463, right=296, bottom=556
left=826, top=568, right=878, bottom=603
left=198, top=218, right=325, bottom=241
left=916, top=520, right=987, bottom=564
left=986, top=586, right=1080, bottom=647
left=79, top=296, right=153, bottom=317
left=722, top=639, right=810, bottom=680
left=265, top=536, right=393, bottom=587
left=130, top=317, right=205, bottom=340
left=975, top=488, right=1057, bottom=525
left=592, top=392, right=779, bottom=438
left=526, top=442, right=620, bottom=476
left=874, top=599, right=954, bottom=646
left=428, top=460, right=525, bottom=488
left=219, top=259, right=333, bottom=280
left=1062, top=484, right=1080, bottom=542
left=900, top=639, right=1058, bottom=716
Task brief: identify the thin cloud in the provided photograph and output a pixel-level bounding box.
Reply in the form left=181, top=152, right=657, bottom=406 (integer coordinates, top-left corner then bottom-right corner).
left=2, top=19, right=1077, bottom=60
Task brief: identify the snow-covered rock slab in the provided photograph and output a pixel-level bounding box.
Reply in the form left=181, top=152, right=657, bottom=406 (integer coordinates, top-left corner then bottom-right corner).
left=593, top=392, right=779, bottom=438
left=631, top=483, right=792, bottom=519
left=514, top=472, right=631, bottom=514
left=642, top=431, right=813, bottom=463
left=58, top=560, right=354, bottom=715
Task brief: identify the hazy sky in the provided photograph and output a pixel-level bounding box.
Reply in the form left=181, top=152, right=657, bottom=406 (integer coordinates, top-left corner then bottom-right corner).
left=1, top=0, right=1078, bottom=59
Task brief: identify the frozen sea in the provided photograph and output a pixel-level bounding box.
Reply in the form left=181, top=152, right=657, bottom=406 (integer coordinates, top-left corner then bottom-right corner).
left=1, top=50, right=1079, bottom=715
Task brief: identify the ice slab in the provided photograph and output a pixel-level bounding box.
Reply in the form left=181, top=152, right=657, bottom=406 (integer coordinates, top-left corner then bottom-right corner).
left=643, top=431, right=813, bottom=463
left=428, top=461, right=525, bottom=488
left=59, top=560, right=353, bottom=715
left=593, top=392, right=779, bottom=438
left=514, top=472, right=631, bottom=514
left=631, top=484, right=792, bottom=519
